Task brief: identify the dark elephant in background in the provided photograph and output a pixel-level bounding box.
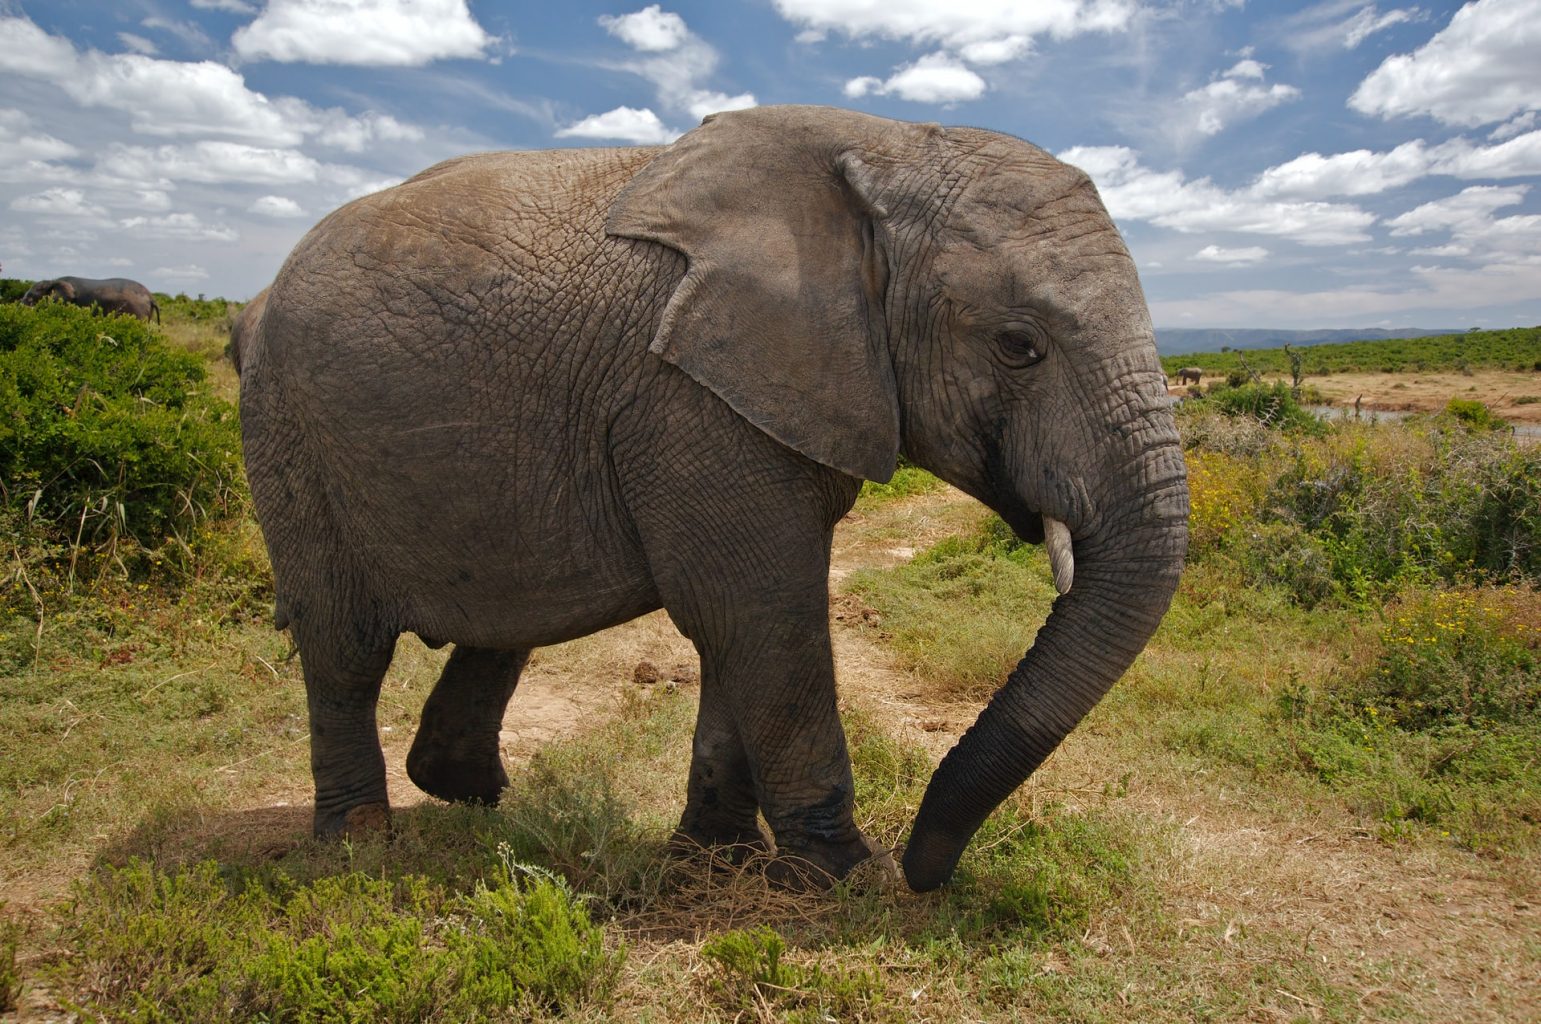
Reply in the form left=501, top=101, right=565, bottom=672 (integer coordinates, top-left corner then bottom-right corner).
left=1175, top=366, right=1203, bottom=386
left=21, top=276, right=161, bottom=323
left=237, top=105, right=1189, bottom=892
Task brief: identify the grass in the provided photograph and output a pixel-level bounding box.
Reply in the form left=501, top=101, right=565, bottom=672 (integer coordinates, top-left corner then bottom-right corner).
left=2, top=297, right=1536, bottom=1020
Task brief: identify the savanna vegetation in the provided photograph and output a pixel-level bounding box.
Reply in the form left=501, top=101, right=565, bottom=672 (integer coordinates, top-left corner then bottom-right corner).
left=1, top=300, right=1536, bottom=1021
left=1161, top=324, right=1541, bottom=377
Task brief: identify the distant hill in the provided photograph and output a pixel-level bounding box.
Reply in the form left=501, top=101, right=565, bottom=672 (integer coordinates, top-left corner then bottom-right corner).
left=1155, top=327, right=1463, bottom=355
left=1158, top=325, right=1541, bottom=377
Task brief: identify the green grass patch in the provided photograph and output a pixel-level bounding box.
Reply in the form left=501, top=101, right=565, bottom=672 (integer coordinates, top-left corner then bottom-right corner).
left=57, top=852, right=622, bottom=1021
left=856, top=464, right=944, bottom=510
left=845, top=515, right=1056, bottom=698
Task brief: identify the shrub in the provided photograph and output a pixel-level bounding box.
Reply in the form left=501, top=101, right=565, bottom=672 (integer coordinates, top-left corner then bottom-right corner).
left=700, top=926, right=886, bottom=1021
left=1442, top=397, right=1507, bottom=431
left=0, top=301, right=242, bottom=555
left=58, top=853, right=623, bottom=1021
left=1361, top=589, right=1538, bottom=730
left=1205, top=381, right=1323, bottom=434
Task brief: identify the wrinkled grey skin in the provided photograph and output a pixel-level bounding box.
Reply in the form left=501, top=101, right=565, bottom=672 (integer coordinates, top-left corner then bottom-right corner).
left=22, top=276, right=161, bottom=323
left=1176, top=366, right=1203, bottom=385
left=237, top=105, right=1188, bottom=892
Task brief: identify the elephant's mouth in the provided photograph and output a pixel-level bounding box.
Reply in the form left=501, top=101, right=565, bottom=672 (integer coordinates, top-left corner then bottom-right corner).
left=995, top=498, right=1077, bottom=596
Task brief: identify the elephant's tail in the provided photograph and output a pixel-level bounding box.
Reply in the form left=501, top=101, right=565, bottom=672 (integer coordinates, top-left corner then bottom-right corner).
left=151, top=299, right=161, bottom=325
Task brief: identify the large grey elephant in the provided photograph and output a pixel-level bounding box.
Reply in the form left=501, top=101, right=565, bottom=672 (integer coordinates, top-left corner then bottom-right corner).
left=21, top=276, right=161, bottom=323
left=1175, top=366, right=1202, bottom=386
left=237, top=105, right=1188, bottom=892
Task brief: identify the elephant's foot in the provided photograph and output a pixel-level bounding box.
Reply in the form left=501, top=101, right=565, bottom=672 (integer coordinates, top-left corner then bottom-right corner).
left=768, top=832, right=898, bottom=891
left=406, top=733, right=509, bottom=805
left=314, top=800, right=392, bottom=839
left=668, top=824, right=773, bottom=868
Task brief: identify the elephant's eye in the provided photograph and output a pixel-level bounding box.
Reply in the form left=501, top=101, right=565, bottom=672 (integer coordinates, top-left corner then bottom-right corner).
left=998, top=328, right=1047, bottom=368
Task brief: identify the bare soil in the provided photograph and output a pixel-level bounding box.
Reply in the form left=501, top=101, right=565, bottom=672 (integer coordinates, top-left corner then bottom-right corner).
left=1300, top=369, right=1540, bottom=424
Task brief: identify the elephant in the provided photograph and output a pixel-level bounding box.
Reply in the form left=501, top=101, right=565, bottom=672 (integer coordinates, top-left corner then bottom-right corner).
left=1175, top=366, right=1202, bottom=386
left=236, top=105, right=1188, bottom=893
left=20, top=276, right=161, bottom=323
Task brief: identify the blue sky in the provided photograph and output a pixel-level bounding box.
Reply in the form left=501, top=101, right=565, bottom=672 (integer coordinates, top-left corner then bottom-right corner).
left=2, top=0, right=1538, bottom=329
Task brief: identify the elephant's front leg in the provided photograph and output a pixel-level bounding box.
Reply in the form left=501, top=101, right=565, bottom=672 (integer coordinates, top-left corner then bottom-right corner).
left=407, top=646, right=527, bottom=805
left=707, top=605, right=889, bottom=886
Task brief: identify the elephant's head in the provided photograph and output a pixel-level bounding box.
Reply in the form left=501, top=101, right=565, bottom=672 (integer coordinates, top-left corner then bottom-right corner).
left=20, top=279, right=72, bottom=306
left=609, top=105, right=1188, bottom=891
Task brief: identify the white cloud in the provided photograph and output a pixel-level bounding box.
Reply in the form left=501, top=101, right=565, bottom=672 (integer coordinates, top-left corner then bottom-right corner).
left=233, top=0, right=494, bottom=66
left=1192, top=244, right=1270, bottom=264
left=1061, top=145, right=1376, bottom=245
left=1152, top=261, right=1541, bottom=326
left=568, top=7, right=754, bottom=140
left=151, top=264, right=211, bottom=281
left=555, top=106, right=679, bottom=145
left=1491, top=112, right=1536, bottom=141
left=845, top=52, right=986, bottom=104
left=10, top=187, right=108, bottom=219
left=1350, top=0, right=1541, bottom=128
left=141, top=17, right=215, bottom=52
left=1252, top=131, right=1541, bottom=198
left=600, top=5, right=690, bottom=51
left=795, top=1, right=1131, bottom=106
left=0, top=110, right=79, bottom=166
left=191, top=0, right=256, bottom=11
left=249, top=195, right=307, bottom=218
left=1183, top=59, right=1300, bottom=137
left=0, top=17, right=427, bottom=157
left=1279, top=3, right=1426, bottom=54
left=1385, top=184, right=1527, bottom=236
left=119, top=212, right=239, bottom=242
left=103, top=142, right=325, bottom=185
left=117, top=33, right=157, bottom=55
left=773, top=0, right=1136, bottom=52
left=306, top=110, right=425, bottom=152
left=1342, top=5, right=1417, bottom=47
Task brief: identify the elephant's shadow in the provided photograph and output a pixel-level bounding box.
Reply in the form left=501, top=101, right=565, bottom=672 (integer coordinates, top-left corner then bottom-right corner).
left=94, top=796, right=1082, bottom=955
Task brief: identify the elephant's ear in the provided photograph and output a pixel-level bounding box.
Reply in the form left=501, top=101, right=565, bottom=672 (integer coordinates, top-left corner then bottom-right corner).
left=51, top=280, right=75, bottom=299
left=606, top=108, right=902, bottom=483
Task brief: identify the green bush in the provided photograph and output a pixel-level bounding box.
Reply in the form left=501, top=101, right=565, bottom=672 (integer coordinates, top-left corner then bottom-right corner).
left=1442, top=397, right=1507, bottom=431
left=701, top=926, right=886, bottom=1021
left=0, top=279, right=32, bottom=304
left=155, top=292, right=235, bottom=324
left=1203, top=381, right=1323, bottom=434
left=58, top=854, right=623, bottom=1021
left=1361, top=589, right=1538, bottom=730
left=0, top=301, right=242, bottom=553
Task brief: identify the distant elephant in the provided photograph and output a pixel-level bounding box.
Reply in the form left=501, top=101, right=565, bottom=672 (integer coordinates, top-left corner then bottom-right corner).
left=239, top=105, right=1188, bottom=893
left=20, top=276, right=161, bottom=323
left=225, top=288, right=267, bottom=371
left=1175, top=366, right=1202, bottom=386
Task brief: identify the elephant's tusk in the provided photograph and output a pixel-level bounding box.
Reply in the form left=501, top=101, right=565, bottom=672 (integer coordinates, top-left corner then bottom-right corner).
left=1044, top=516, right=1074, bottom=595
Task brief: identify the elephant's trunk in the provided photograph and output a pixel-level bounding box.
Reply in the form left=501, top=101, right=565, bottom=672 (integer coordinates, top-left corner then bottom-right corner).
left=901, top=441, right=1188, bottom=892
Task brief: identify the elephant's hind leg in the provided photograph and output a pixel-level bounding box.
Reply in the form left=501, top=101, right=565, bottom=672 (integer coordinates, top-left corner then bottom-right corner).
left=407, top=646, right=526, bottom=805
left=292, top=620, right=398, bottom=838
